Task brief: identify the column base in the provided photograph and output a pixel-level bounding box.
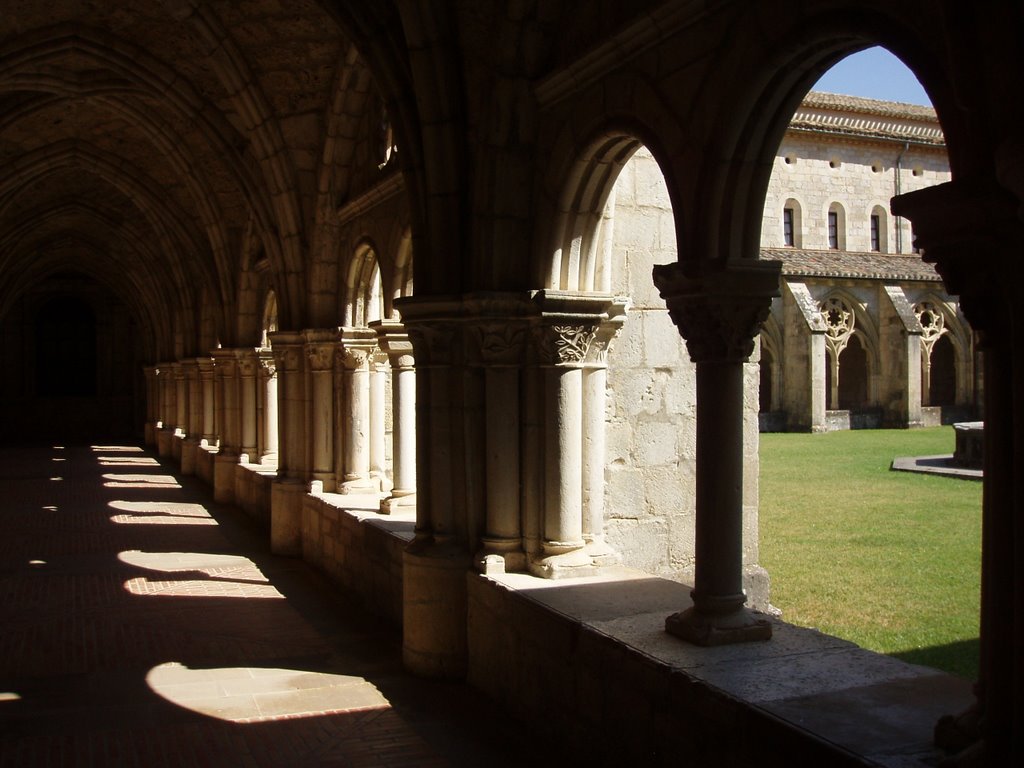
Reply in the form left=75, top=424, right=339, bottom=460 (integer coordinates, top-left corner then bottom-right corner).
left=584, top=536, right=622, bottom=568
left=381, top=491, right=416, bottom=514
left=341, top=477, right=380, bottom=495
left=155, top=427, right=174, bottom=457
left=213, top=453, right=239, bottom=503
left=665, top=606, right=773, bottom=646
left=403, top=539, right=470, bottom=679
left=271, top=478, right=306, bottom=556
left=528, top=547, right=599, bottom=579
left=475, top=539, right=526, bottom=575
left=180, top=438, right=200, bottom=476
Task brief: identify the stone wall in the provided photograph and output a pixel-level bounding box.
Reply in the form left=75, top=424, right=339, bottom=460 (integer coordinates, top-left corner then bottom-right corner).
left=604, top=148, right=762, bottom=595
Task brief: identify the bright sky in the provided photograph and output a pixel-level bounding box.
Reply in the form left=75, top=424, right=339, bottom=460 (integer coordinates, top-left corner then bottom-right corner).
left=812, top=47, right=931, bottom=106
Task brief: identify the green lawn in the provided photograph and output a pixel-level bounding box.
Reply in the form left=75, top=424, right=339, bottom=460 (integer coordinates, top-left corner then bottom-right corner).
left=758, top=426, right=981, bottom=679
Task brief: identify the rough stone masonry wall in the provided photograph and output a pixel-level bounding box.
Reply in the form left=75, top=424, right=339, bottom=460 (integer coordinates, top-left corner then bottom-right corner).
left=604, top=147, right=761, bottom=588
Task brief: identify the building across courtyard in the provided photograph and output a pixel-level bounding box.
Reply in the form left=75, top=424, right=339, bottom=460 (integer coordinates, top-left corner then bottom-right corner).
left=757, top=92, right=979, bottom=432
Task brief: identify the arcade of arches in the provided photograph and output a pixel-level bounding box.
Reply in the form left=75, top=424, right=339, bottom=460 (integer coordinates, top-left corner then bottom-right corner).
left=1, top=3, right=1021, bottom=766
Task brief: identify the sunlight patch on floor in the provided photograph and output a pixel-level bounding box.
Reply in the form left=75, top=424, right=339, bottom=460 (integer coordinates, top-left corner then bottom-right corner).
left=146, top=662, right=389, bottom=722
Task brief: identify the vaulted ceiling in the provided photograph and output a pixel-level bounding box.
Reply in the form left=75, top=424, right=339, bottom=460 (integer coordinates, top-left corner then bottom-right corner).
left=0, top=1, right=385, bottom=357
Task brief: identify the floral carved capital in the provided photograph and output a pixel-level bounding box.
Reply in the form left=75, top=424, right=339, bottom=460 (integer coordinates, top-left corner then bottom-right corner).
left=535, top=323, right=597, bottom=366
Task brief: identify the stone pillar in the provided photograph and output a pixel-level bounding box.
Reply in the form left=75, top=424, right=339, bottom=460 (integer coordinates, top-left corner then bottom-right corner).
left=304, top=329, right=338, bottom=492
left=369, top=349, right=391, bottom=492
left=197, top=356, right=216, bottom=447
left=180, top=359, right=201, bottom=475
left=337, top=328, right=378, bottom=494
left=462, top=298, right=532, bottom=574
left=782, top=281, right=828, bottom=432
left=143, top=366, right=157, bottom=446
left=374, top=320, right=416, bottom=512
left=258, top=350, right=278, bottom=464
left=529, top=291, right=620, bottom=579
left=397, top=298, right=468, bottom=678
left=269, top=332, right=306, bottom=555
left=582, top=303, right=628, bottom=564
left=156, top=363, right=176, bottom=457
left=211, top=349, right=239, bottom=503
left=893, top=178, right=1022, bottom=765
left=171, top=362, right=187, bottom=461
left=653, top=260, right=779, bottom=646
left=880, top=285, right=924, bottom=428
left=236, top=349, right=260, bottom=463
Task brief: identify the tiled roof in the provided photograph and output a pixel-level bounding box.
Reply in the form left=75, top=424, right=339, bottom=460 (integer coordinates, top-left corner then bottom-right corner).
left=760, top=247, right=942, bottom=281
left=790, top=91, right=944, bottom=146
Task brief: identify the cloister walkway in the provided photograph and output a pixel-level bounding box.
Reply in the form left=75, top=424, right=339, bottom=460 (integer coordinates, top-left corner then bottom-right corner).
left=0, top=443, right=538, bottom=767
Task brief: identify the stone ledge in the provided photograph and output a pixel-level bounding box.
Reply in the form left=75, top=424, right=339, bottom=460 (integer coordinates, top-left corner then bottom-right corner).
left=469, top=568, right=973, bottom=767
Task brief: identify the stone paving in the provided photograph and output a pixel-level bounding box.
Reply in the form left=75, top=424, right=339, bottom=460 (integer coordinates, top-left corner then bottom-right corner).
left=0, top=443, right=538, bottom=767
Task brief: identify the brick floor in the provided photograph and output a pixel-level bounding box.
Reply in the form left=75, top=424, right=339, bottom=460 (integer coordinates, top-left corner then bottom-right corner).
left=0, top=444, right=540, bottom=767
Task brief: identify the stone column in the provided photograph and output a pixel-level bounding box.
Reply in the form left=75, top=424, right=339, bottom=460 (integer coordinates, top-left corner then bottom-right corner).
left=304, top=329, right=338, bottom=493
left=211, top=349, right=239, bottom=503
left=337, top=328, right=379, bottom=494
left=582, top=302, right=628, bottom=564
left=258, top=350, right=278, bottom=465
left=529, top=291, right=620, bottom=579
left=463, top=298, right=532, bottom=574
left=171, top=362, right=187, bottom=462
left=156, top=363, right=176, bottom=457
left=653, top=260, right=779, bottom=646
left=180, top=359, right=201, bottom=475
left=197, top=356, right=216, bottom=447
left=374, top=320, right=416, bottom=513
left=397, top=298, right=468, bottom=678
left=236, top=349, right=260, bottom=463
left=269, top=332, right=306, bottom=555
left=369, top=349, right=391, bottom=492
left=143, top=366, right=157, bottom=446
left=893, top=178, right=1022, bottom=764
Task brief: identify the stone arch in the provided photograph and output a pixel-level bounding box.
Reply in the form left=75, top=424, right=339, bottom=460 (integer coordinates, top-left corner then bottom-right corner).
left=389, top=228, right=414, bottom=320
left=759, top=313, right=785, bottom=414
left=345, top=241, right=385, bottom=328
left=820, top=290, right=879, bottom=411
left=914, top=295, right=971, bottom=409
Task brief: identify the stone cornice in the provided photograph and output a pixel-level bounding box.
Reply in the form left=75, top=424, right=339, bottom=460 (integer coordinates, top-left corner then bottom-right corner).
left=790, top=91, right=944, bottom=147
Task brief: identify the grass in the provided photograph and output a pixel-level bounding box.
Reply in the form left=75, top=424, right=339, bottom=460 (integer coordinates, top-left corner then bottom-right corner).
left=758, top=426, right=981, bottom=679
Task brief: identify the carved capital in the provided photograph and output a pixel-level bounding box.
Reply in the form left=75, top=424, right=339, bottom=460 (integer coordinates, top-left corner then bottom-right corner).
left=196, top=356, right=215, bottom=381
left=211, top=349, right=238, bottom=376
left=258, top=351, right=277, bottom=379
left=468, top=321, right=529, bottom=367
left=235, top=349, right=259, bottom=378
left=306, top=342, right=335, bottom=372
left=652, top=260, right=780, bottom=364
left=534, top=323, right=596, bottom=366
left=338, top=346, right=372, bottom=370
left=892, top=178, right=1020, bottom=338
left=407, top=322, right=458, bottom=367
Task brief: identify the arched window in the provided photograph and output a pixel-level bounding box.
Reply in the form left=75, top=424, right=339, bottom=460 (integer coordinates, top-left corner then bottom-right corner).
left=827, top=202, right=846, bottom=250
left=783, top=198, right=802, bottom=247
left=870, top=205, right=888, bottom=252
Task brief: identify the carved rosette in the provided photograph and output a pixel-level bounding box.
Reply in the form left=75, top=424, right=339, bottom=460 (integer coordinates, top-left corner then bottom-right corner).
left=819, top=296, right=856, bottom=358
left=653, top=260, right=780, bottom=364
left=913, top=301, right=947, bottom=355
